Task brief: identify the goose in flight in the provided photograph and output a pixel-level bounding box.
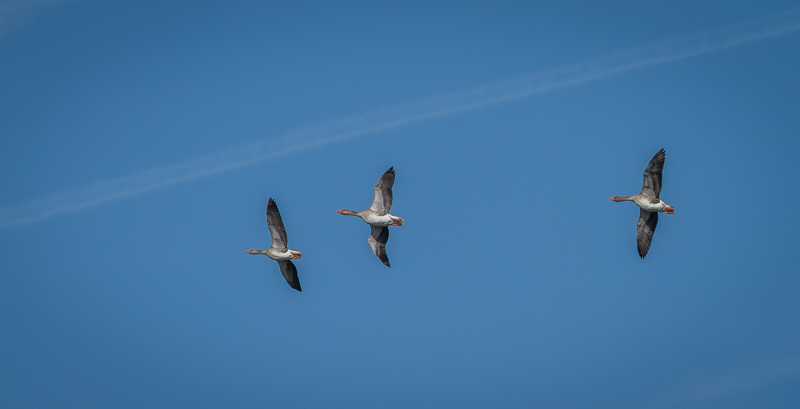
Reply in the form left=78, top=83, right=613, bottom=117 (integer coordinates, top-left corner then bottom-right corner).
left=337, top=167, right=404, bottom=267
left=247, top=198, right=303, bottom=291
left=610, top=149, right=674, bottom=259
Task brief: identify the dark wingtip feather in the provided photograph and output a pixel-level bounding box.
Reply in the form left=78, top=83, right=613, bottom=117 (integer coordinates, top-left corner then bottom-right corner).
left=287, top=277, right=302, bottom=292
left=653, top=149, right=666, bottom=166
left=377, top=250, right=391, bottom=267
left=638, top=239, right=650, bottom=259
left=377, top=252, right=391, bottom=267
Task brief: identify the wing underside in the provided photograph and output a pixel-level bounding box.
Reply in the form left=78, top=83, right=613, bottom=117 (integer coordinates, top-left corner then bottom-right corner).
left=267, top=198, right=289, bottom=248
left=369, top=167, right=395, bottom=214
left=641, top=149, right=665, bottom=199
left=277, top=260, right=302, bottom=292
left=368, top=225, right=391, bottom=267
left=636, top=209, right=658, bottom=259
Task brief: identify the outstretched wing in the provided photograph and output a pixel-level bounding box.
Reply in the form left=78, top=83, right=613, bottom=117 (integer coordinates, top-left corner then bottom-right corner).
left=636, top=209, right=658, bottom=259
left=641, top=149, right=665, bottom=198
left=267, top=198, right=289, bottom=249
left=277, top=260, right=302, bottom=292
left=369, top=167, right=395, bottom=215
left=367, top=225, right=391, bottom=267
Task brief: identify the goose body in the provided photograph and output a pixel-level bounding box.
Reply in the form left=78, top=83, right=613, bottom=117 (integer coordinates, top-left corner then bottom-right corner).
left=621, top=195, right=673, bottom=213
left=610, top=149, right=674, bottom=258
left=337, top=167, right=404, bottom=267
left=247, top=198, right=302, bottom=291
left=359, top=212, right=402, bottom=227
left=261, top=247, right=301, bottom=261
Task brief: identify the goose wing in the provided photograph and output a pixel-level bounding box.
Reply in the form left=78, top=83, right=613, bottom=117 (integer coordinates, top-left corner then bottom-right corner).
left=266, top=198, right=289, bottom=249
left=641, top=149, right=665, bottom=198
left=369, top=167, right=395, bottom=215
left=367, top=225, right=391, bottom=267
left=277, top=260, right=302, bottom=292
left=636, top=209, right=658, bottom=259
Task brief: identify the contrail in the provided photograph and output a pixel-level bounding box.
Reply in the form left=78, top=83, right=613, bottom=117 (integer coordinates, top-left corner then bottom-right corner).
left=3, top=7, right=800, bottom=229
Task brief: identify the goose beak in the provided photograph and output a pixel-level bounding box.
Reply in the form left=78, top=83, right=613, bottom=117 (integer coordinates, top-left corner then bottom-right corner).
left=336, top=209, right=343, bottom=214
left=246, top=250, right=251, bottom=253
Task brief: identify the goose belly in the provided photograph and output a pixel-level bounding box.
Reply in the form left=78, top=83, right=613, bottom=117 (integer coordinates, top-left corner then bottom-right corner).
left=266, top=248, right=295, bottom=261
left=634, top=197, right=666, bottom=212
left=362, top=213, right=394, bottom=226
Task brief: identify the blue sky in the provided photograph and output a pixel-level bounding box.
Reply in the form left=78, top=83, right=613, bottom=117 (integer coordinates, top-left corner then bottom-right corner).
left=2, top=1, right=800, bottom=408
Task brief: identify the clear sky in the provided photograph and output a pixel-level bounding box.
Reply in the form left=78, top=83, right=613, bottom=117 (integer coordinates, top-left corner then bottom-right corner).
left=2, top=1, right=800, bottom=408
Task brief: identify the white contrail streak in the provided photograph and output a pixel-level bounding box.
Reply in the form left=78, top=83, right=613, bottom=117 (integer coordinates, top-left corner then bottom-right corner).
left=3, top=7, right=800, bottom=229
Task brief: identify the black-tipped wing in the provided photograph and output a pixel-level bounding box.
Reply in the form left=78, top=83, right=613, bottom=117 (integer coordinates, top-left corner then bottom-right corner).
left=641, top=149, right=665, bottom=198
left=369, top=167, right=395, bottom=215
left=636, top=209, right=658, bottom=259
left=277, top=260, right=301, bottom=292
left=266, top=198, right=289, bottom=248
left=367, top=225, right=391, bottom=267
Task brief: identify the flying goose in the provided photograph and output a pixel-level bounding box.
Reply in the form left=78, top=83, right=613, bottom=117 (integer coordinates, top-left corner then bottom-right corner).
left=337, top=167, right=404, bottom=267
left=247, top=198, right=302, bottom=291
left=610, top=149, right=674, bottom=259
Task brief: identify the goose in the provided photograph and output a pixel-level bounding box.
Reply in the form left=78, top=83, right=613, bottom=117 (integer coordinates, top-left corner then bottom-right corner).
left=337, top=167, right=404, bottom=267
left=247, top=198, right=302, bottom=291
left=610, top=148, right=674, bottom=259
